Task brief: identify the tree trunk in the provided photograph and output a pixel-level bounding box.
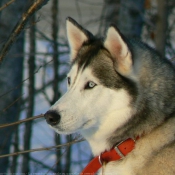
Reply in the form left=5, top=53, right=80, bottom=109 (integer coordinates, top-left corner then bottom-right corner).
left=155, top=0, right=168, bottom=57
left=118, top=0, right=145, bottom=38
left=100, top=0, right=120, bottom=34
left=0, top=0, right=25, bottom=172
left=50, top=0, right=63, bottom=173
left=21, top=13, right=36, bottom=173
left=10, top=121, right=19, bottom=172
left=104, top=0, right=120, bottom=25
left=102, top=0, right=145, bottom=38
left=64, top=135, right=72, bottom=173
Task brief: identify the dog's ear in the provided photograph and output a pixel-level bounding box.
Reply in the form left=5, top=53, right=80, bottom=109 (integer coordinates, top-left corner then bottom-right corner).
left=104, top=26, right=132, bottom=76
left=66, top=17, right=93, bottom=61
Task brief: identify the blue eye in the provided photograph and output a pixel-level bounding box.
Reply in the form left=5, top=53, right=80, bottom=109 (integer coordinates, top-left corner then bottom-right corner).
left=85, top=81, right=96, bottom=89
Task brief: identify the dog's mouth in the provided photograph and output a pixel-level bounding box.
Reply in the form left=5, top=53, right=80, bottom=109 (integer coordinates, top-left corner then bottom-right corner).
left=50, top=119, right=95, bottom=134
left=82, top=119, right=93, bottom=128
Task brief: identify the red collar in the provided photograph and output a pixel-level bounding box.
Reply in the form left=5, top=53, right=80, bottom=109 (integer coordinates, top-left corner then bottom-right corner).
left=80, top=138, right=137, bottom=175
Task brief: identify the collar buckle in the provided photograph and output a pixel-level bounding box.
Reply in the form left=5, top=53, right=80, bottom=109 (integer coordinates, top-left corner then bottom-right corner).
left=98, top=154, right=102, bottom=165
left=115, top=138, right=136, bottom=158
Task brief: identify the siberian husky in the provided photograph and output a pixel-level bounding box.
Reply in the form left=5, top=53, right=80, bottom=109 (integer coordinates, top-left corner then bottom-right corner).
left=45, top=17, right=175, bottom=174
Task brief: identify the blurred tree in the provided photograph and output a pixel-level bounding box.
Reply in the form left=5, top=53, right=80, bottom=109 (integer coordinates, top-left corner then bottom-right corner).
left=155, top=0, right=168, bottom=57
left=0, top=0, right=26, bottom=172
left=50, top=0, right=62, bottom=172
left=99, top=0, right=120, bottom=34
left=118, top=0, right=145, bottom=38
left=143, top=0, right=173, bottom=58
left=100, top=0, right=145, bottom=38
left=21, top=10, right=36, bottom=173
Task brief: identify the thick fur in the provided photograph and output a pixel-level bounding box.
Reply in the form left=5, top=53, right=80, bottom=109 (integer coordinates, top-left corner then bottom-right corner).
left=45, top=17, right=175, bottom=174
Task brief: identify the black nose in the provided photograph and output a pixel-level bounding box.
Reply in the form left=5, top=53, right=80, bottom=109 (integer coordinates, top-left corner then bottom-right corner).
left=44, top=110, right=60, bottom=126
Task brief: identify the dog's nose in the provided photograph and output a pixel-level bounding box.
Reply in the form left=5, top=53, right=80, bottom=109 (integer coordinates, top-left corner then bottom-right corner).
left=44, top=110, right=60, bottom=126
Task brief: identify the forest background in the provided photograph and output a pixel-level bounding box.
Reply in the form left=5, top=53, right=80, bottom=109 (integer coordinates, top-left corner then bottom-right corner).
left=0, top=0, right=174, bottom=173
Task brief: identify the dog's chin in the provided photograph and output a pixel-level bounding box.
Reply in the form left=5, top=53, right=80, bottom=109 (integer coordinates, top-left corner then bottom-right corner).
left=49, top=125, right=75, bottom=135
left=49, top=119, right=95, bottom=135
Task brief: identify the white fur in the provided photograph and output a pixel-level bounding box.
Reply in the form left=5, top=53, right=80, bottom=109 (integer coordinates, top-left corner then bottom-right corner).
left=50, top=64, right=132, bottom=156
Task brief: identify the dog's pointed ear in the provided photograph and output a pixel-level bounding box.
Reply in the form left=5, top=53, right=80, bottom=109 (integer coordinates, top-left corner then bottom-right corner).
left=66, top=17, right=93, bottom=61
left=104, top=26, right=132, bottom=76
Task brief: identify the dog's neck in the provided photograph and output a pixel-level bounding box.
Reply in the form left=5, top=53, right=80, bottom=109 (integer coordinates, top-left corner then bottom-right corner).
left=82, top=137, right=110, bottom=156
left=81, top=129, right=138, bottom=157
left=81, top=128, right=114, bottom=156
left=81, top=111, right=134, bottom=156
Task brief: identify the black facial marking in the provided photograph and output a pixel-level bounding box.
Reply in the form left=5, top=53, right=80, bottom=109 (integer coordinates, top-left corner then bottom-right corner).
left=67, top=77, right=71, bottom=85
left=71, top=37, right=137, bottom=99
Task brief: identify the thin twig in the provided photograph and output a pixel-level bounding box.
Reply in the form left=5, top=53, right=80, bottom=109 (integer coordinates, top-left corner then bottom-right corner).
left=0, top=0, right=15, bottom=12
left=0, top=114, right=44, bottom=129
left=2, top=94, right=24, bottom=112
left=30, top=156, right=55, bottom=171
left=36, top=29, right=68, bottom=47
left=0, top=139, right=85, bottom=158
left=46, top=149, right=67, bottom=174
left=0, top=0, right=50, bottom=64
left=0, top=59, right=53, bottom=99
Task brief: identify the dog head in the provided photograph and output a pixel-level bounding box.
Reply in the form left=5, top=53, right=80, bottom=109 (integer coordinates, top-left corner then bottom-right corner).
left=44, top=17, right=136, bottom=154
left=44, top=17, right=175, bottom=155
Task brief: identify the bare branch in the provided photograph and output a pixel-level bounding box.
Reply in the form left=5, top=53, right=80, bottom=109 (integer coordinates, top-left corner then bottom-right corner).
left=2, top=94, right=24, bottom=112
left=36, top=28, right=68, bottom=47
left=0, top=0, right=15, bottom=12
left=46, top=149, right=67, bottom=174
left=0, top=0, right=50, bottom=64
left=29, top=156, right=55, bottom=171
left=0, top=114, right=44, bottom=129
left=0, top=59, right=53, bottom=99
left=0, top=139, right=84, bottom=159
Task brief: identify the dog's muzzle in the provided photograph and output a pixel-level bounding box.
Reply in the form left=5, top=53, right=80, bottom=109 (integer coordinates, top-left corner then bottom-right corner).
left=44, top=110, right=60, bottom=126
